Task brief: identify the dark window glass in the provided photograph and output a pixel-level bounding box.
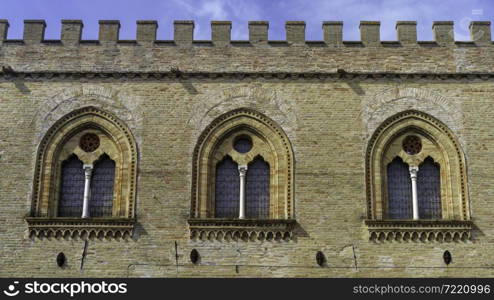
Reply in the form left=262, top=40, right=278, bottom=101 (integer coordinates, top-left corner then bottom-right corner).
left=233, top=137, right=253, bottom=154
left=387, top=157, right=413, bottom=219
left=58, top=155, right=85, bottom=217
left=245, top=156, right=270, bottom=218
left=417, top=157, right=442, bottom=219
left=90, top=154, right=115, bottom=217
left=215, top=156, right=239, bottom=218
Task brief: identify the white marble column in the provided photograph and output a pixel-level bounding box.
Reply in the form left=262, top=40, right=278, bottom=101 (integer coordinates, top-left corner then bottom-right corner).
left=82, top=164, right=93, bottom=218
left=238, top=165, right=248, bottom=219
left=409, top=166, right=419, bottom=220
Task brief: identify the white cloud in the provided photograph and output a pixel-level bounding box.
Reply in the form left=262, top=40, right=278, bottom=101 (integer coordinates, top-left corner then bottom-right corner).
left=174, top=0, right=227, bottom=19
left=171, top=0, right=262, bottom=39
left=199, top=0, right=229, bottom=19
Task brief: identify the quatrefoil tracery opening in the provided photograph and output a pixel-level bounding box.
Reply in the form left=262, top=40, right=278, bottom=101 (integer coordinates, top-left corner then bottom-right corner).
left=79, top=133, right=100, bottom=153
left=402, top=135, right=422, bottom=155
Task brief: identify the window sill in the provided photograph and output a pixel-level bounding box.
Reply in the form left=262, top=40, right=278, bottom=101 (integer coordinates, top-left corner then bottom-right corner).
left=365, top=219, right=473, bottom=242
left=187, top=218, right=297, bottom=241
left=25, top=217, right=135, bottom=239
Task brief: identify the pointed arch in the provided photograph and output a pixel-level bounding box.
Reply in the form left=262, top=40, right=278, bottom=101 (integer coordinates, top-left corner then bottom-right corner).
left=191, top=108, right=294, bottom=219
left=365, top=110, right=469, bottom=221
left=90, top=153, right=116, bottom=217
left=386, top=157, right=412, bottom=219
left=58, top=154, right=85, bottom=217
left=215, top=155, right=240, bottom=218
left=31, top=106, right=138, bottom=219
left=417, top=156, right=442, bottom=219
left=246, top=155, right=270, bottom=219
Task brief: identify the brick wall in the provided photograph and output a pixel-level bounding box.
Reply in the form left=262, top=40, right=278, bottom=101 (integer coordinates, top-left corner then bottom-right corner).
left=0, top=19, right=493, bottom=277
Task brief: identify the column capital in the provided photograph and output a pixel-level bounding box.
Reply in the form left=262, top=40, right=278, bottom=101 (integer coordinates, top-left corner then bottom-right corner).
left=238, top=165, right=248, bottom=175
left=409, top=166, right=419, bottom=178
left=83, top=164, right=93, bottom=178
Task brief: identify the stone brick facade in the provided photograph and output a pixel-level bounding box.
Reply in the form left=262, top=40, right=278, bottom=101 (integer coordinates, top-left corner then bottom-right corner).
left=0, top=19, right=493, bottom=277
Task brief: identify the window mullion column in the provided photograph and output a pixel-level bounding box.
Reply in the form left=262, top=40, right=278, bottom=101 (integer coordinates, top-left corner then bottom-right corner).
left=409, top=166, right=419, bottom=220
left=238, top=165, right=248, bottom=219
left=82, top=164, right=93, bottom=218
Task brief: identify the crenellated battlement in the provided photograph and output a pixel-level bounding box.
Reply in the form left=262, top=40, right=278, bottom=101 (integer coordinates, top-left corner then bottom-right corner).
left=1, top=19, right=493, bottom=74
left=0, top=19, right=491, bottom=45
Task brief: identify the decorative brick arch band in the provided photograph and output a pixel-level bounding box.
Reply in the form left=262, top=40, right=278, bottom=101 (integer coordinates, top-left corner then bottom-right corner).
left=31, top=106, right=138, bottom=219
left=191, top=108, right=295, bottom=219
left=365, top=110, right=469, bottom=221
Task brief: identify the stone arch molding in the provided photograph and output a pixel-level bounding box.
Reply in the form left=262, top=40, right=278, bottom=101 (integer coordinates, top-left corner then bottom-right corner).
left=191, top=108, right=295, bottom=220
left=187, top=86, right=298, bottom=146
left=32, top=86, right=143, bottom=147
left=27, top=106, right=138, bottom=239
left=362, top=87, right=464, bottom=147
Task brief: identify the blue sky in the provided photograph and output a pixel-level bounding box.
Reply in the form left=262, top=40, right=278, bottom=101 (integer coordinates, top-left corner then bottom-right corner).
left=0, top=0, right=493, bottom=41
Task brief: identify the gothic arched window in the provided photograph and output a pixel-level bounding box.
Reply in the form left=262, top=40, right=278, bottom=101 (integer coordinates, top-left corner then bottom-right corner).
left=58, top=155, right=85, bottom=217
left=245, top=156, right=270, bottom=219
left=386, top=157, right=412, bottom=219
left=215, top=156, right=240, bottom=218
left=28, top=107, right=137, bottom=238
left=417, top=157, right=442, bottom=219
left=190, top=108, right=295, bottom=241
left=90, top=154, right=116, bottom=217
left=365, top=110, right=471, bottom=242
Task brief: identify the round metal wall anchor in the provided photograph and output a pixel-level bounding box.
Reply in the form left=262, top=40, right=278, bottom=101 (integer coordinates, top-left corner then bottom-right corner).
left=56, top=252, right=66, bottom=268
